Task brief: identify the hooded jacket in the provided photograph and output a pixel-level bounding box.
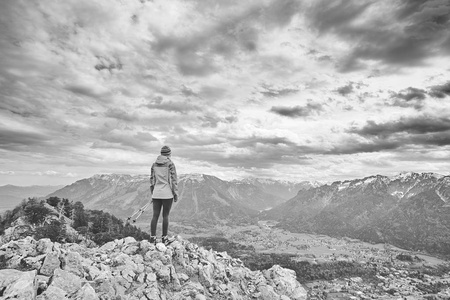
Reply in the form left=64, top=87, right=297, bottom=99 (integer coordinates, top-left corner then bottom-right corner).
left=150, top=155, right=178, bottom=199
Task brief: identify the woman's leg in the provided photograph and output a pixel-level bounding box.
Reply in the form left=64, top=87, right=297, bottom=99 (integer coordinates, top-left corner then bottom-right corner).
left=151, top=199, right=163, bottom=236
left=161, top=198, right=173, bottom=236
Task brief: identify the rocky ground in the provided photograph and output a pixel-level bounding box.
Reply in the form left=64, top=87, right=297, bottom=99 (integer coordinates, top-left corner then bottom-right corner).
left=0, top=235, right=307, bottom=299
left=173, top=222, right=450, bottom=300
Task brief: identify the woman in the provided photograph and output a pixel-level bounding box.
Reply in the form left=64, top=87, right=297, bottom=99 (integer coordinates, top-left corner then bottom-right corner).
left=150, top=145, right=178, bottom=244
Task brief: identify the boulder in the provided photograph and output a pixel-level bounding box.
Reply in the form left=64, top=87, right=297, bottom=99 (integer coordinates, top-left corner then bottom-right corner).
left=51, top=268, right=83, bottom=295
left=36, top=285, right=68, bottom=300
left=40, top=252, right=61, bottom=276
left=0, top=269, right=36, bottom=299
left=61, top=251, right=84, bottom=276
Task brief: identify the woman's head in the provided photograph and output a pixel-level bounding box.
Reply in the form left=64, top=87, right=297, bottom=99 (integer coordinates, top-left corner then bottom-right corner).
left=161, top=145, right=172, bottom=156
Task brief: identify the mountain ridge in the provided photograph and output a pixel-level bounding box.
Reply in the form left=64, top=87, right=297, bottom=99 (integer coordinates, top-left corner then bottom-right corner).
left=45, top=173, right=315, bottom=225
left=263, top=172, right=450, bottom=257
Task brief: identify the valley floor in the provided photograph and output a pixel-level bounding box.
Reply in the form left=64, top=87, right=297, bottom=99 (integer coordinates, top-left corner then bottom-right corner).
left=166, top=221, right=450, bottom=300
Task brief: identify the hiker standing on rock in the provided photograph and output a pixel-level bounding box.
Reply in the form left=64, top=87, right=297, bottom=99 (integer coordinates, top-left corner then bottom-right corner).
left=150, top=145, right=178, bottom=244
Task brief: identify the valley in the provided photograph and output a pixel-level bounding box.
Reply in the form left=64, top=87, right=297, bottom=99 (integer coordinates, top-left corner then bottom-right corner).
left=164, top=221, right=450, bottom=299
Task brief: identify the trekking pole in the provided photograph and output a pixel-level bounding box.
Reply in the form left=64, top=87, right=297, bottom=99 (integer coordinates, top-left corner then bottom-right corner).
left=125, top=189, right=153, bottom=224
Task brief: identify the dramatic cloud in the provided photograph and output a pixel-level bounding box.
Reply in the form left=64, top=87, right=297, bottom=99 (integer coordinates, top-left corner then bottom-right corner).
left=259, top=84, right=300, bottom=98
left=429, top=82, right=450, bottom=98
left=336, top=84, right=354, bottom=96
left=0, top=128, right=51, bottom=151
left=270, top=103, right=324, bottom=118
left=307, top=0, right=450, bottom=71
left=394, top=87, right=426, bottom=101
left=390, top=87, right=427, bottom=110
left=351, top=116, right=450, bottom=137
left=1, top=0, right=450, bottom=185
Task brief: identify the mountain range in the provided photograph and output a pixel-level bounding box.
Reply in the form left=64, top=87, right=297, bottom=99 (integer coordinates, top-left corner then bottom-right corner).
left=7, top=171, right=450, bottom=257
left=263, top=172, right=450, bottom=257
left=45, top=173, right=315, bottom=225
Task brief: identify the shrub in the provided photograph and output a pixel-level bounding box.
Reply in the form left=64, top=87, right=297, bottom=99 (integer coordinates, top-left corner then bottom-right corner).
left=23, top=201, right=51, bottom=226
left=35, top=219, right=67, bottom=243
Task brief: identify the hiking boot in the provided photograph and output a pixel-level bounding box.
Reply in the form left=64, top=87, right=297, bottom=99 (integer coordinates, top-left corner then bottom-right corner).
left=162, top=235, right=175, bottom=245
left=150, top=236, right=157, bottom=245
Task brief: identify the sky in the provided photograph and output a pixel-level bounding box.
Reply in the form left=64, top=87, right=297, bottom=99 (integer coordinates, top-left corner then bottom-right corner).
left=1, top=0, right=450, bottom=186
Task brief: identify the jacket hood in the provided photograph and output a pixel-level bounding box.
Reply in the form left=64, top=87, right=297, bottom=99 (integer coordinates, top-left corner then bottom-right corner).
left=155, top=155, right=170, bottom=165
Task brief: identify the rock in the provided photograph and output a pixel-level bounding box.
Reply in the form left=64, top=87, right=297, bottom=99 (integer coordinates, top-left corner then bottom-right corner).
left=198, top=263, right=215, bottom=287
left=84, top=265, right=103, bottom=281
left=123, top=236, right=137, bottom=245
left=51, top=268, right=83, bottom=295
left=123, top=243, right=140, bottom=255
left=0, top=269, right=27, bottom=288
left=264, top=265, right=308, bottom=300
left=99, top=241, right=116, bottom=252
left=0, top=236, right=311, bottom=300
left=156, top=242, right=167, bottom=252
left=37, top=285, right=68, bottom=300
left=0, top=269, right=36, bottom=299
left=258, top=284, right=281, bottom=300
left=61, top=251, right=84, bottom=276
left=40, top=252, right=61, bottom=276
left=195, top=294, right=207, bottom=300
left=23, top=253, right=46, bottom=270
left=156, top=265, right=171, bottom=283
left=36, top=274, right=50, bottom=293
left=146, top=272, right=157, bottom=283
left=74, top=283, right=99, bottom=300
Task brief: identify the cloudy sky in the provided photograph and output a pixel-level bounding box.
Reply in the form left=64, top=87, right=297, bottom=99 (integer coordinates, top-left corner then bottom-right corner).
left=1, top=0, right=450, bottom=186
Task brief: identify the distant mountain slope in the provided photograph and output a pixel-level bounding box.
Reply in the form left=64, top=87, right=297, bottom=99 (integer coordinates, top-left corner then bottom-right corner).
left=0, top=185, right=63, bottom=212
left=175, top=174, right=257, bottom=225
left=46, top=173, right=312, bottom=225
left=230, top=178, right=320, bottom=210
left=263, top=172, right=450, bottom=257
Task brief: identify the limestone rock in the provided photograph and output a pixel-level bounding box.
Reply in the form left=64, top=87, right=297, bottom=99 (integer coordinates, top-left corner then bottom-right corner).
left=0, top=269, right=36, bottom=299
left=74, top=283, right=99, bottom=300
left=36, top=285, right=69, bottom=300
left=0, top=236, right=308, bottom=300
left=51, top=268, right=83, bottom=295
left=40, top=252, right=61, bottom=276
left=61, top=251, right=84, bottom=276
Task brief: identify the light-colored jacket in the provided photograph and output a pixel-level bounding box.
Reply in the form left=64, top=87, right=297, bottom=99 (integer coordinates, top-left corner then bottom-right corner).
left=150, top=155, right=178, bottom=199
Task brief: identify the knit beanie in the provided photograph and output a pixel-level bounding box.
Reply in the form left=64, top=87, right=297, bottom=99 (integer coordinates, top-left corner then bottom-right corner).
left=161, top=145, right=172, bottom=156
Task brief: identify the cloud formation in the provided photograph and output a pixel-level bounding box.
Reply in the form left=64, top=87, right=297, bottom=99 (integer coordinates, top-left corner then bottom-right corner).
left=307, top=0, right=450, bottom=71
left=270, top=103, right=324, bottom=118
left=1, top=0, right=450, bottom=185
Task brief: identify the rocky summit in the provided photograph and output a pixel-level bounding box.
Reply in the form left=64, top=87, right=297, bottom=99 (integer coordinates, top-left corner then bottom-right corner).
left=0, top=236, right=307, bottom=300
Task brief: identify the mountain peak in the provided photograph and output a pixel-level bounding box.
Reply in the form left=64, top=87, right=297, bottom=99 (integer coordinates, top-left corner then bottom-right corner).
left=179, top=173, right=206, bottom=183
left=389, top=171, right=444, bottom=182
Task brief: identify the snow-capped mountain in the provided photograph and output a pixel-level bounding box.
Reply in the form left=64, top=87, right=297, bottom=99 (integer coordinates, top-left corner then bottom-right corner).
left=263, top=172, right=450, bottom=257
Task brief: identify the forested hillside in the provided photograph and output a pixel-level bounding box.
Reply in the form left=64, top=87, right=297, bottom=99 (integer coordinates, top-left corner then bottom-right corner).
left=0, top=197, right=149, bottom=246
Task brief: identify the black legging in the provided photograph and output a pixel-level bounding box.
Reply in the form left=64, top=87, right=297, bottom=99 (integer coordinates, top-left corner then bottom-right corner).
left=150, top=198, right=173, bottom=236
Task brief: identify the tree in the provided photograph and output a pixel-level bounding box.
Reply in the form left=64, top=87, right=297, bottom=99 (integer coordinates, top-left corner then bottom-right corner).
left=23, top=200, right=51, bottom=226
left=72, top=201, right=88, bottom=229
left=46, top=196, right=61, bottom=207
left=61, top=198, right=73, bottom=218
left=35, top=219, right=67, bottom=242
left=91, top=213, right=111, bottom=234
